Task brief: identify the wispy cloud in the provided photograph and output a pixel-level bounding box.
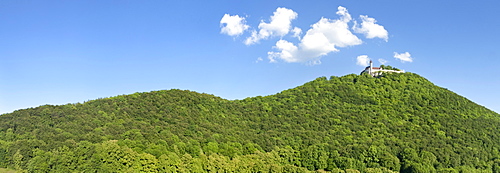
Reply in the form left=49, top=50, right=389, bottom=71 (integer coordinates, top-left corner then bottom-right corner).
left=255, top=57, right=263, bottom=63
left=394, top=52, right=413, bottom=62
left=378, top=58, right=388, bottom=64
left=220, top=14, right=249, bottom=36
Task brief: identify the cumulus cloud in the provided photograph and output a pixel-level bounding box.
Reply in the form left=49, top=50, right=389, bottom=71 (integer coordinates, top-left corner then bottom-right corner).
left=268, top=6, right=363, bottom=64
left=356, top=55, right=370, bottom=66
left=220, top=6, right=392, bottom=65
left=378, top=58, right=388, bottom=64
left=245, top=7, right=298, bottom=45
left=394, top=52, right=413, bottom=62
left=353, top=15, right=389, bottom=41
left=291, top=27, right=302, bottom=39
left=220, top=14, right=249, bottom=36
left=268, top=39, right=299, bottom=63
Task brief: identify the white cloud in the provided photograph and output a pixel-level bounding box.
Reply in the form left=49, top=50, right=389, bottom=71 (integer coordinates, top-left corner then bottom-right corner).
left=245, top=7, right=298, bottom=45
left=255, top=57, right=263, bottom=63
left=268, top=39, right=299, bottom=63
left=304, top=16, right=362, bottom=48
left=221, top=6, right=391, bottom=65
left=378, top=58, right=388, bottom=64
left=291, top=27, right=302, bottom=39
left=356, top=55, right=370, bottom=66
left=220, top=14, right=249, bottom=36
left=394, top=52, right=413, bottom=62
left=267, top=6, right=362, bottom=64
left=353, top=15, right=388, bottom=41
left=336, top=6, right=352, bottom=22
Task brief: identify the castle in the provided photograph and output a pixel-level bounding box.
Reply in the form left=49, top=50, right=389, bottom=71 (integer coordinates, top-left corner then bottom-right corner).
left=361, top=60, right=405, bottom=77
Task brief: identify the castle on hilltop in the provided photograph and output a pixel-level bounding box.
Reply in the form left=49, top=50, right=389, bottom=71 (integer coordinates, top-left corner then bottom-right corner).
left=361, top=60, right=405, bottom=77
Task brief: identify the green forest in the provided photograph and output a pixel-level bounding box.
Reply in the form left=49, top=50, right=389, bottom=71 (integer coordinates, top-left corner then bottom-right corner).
left=1, top=72, right=499, bottom=172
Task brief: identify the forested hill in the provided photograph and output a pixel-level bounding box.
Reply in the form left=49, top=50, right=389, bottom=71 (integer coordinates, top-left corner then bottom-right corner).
left=1, top=72, right=500, bottom=172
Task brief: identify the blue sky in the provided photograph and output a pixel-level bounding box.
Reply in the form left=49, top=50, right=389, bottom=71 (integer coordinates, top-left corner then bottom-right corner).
left=1, top=0, right=499, bottom=114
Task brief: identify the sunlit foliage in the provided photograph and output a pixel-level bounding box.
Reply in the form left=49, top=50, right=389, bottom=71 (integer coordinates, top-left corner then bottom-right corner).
left=0, top=72, right=499, bottom=172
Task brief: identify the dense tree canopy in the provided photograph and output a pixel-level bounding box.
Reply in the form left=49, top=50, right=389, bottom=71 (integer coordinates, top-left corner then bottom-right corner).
left=0, top=72, right=499, bottom=172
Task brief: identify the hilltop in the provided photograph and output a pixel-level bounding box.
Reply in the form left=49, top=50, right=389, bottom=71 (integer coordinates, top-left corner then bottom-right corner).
left=0, top=72, right=499, bottom=172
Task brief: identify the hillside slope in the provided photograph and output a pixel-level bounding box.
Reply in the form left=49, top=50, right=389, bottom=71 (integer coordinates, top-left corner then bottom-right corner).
left=0, top=72, right=499, bottom=172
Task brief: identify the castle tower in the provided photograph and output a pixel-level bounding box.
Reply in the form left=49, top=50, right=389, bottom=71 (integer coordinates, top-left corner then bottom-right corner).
left=369, top=60, right=373, bottom=75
